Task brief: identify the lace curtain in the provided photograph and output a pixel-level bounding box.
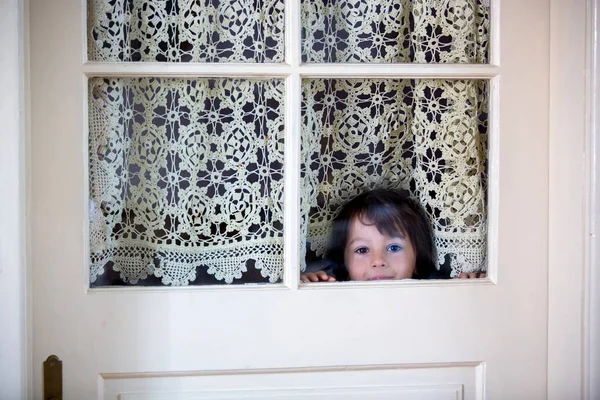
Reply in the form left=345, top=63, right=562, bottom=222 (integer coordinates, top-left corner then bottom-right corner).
left=88, top=0, right=489, bottom=285
left=88, top=0, right=285, bottom=62
left=301, top=78, right=488, bottom=276
left=89, top=78, right=286, bottom=285
left=302, top=0, right=489, bottom=63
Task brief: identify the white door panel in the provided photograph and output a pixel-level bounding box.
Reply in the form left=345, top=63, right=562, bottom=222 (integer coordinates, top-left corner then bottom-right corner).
left=102, top=364, right=481, bottom=400
left=30, top=0, right=550, bottom=398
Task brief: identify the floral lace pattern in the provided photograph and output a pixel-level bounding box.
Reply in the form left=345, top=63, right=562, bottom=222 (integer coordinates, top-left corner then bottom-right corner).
left=88, top=77, right=285, bottom=285
left=88, top=0, right=285, bottom=62
left=302, top=79, right=488, bottom=276
left=87, top=0, right=490, bottom=285
left=302, top=0, right=489, bottom=63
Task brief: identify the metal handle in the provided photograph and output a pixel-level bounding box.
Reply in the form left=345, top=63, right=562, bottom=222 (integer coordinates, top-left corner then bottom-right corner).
left=43, top=355, right=62, bottom=400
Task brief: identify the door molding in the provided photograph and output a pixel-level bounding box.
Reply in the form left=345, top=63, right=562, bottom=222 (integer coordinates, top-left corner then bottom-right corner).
left=584, top=0, right=600, bottom=398
left=0, top=0, right=28, bottom=398
left=548, top=0, right=597, bottom=399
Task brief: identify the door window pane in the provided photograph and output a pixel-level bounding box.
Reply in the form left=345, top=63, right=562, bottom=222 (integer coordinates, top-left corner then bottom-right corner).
left=89, top=77, right=285, bottom=286
left=302, top=0, right=489, bottom=63
left=88, top=0, right=285, bottom=62
left=301, top=79, right=488, bottom=278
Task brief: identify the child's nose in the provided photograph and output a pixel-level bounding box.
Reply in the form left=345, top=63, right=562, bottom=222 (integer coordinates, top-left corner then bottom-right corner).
left=371, top=251, right=387, bottom=268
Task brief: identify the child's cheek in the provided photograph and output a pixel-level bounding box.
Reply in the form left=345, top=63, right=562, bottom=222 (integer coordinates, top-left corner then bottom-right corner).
left=345, top=256, right=360, bottom=280
left=347, top=267, right=363, bottom=281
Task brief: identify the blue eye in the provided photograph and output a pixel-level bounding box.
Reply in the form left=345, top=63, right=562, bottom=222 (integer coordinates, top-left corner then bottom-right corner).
left=387, top=244, right=403, bottom=252
left=355, top=247, right=369, bottom=254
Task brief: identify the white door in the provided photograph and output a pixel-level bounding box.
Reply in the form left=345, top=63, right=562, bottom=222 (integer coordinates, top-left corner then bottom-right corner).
left=30, top=0, right=550, bottom=399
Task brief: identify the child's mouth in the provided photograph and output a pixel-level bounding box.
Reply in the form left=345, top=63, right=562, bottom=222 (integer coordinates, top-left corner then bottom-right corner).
left=369, top=276, right=393, bottom=281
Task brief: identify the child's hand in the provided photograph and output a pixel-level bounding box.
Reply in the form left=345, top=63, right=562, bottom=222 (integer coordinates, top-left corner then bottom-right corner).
left=455, top=272, right=487, bottom=279
left=300, top=271, right=337, bottom=283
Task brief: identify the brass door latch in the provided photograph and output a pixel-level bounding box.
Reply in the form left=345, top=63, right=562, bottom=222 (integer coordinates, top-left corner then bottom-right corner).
left=43, top=355, right=62, bottom=400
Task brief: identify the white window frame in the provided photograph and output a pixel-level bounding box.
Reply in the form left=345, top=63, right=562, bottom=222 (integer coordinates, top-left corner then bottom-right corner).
left=82, top=0, right=501, bottom=289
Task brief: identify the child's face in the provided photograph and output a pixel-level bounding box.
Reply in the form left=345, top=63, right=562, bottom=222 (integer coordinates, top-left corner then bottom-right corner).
left=344, top=216, right=417, bottom=281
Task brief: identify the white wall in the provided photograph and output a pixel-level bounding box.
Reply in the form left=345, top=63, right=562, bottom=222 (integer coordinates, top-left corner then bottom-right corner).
left=0, top=0, right=27, bottom=398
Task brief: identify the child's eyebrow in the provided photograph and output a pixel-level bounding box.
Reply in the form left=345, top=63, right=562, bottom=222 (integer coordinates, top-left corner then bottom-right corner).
left=347, top=237, right=366, bottom=246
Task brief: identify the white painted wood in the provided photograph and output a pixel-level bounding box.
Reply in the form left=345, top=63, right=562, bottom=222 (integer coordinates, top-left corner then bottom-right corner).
left=30, top=1, right=552, bottom=399
left=284, top=0, right=300, bottom=67
left=101, top=363, right=481, bottom=400
left=488, top=0, right=500, bottom=66
left=548, top=0, right=589, bottom=399
left=82, top=62, right=500, bottom=78
left=82, top=277, right=492, bottom=296
left=283, top=73, right=301, bottom=289
left=282, top=0, right=302, bottom=289
left=586, top=1, right=600, bottom=399
left=293, top=64, right=499, bottom=78
left=0, top=0, right=28, bottom=399
left=485, top=75, right=501, bottom=284
left=119, top=388, right=463, bottom=400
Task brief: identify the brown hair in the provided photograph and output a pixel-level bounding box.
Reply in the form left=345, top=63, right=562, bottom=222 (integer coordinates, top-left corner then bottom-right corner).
left=327, top=189, right=437, bottom=280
